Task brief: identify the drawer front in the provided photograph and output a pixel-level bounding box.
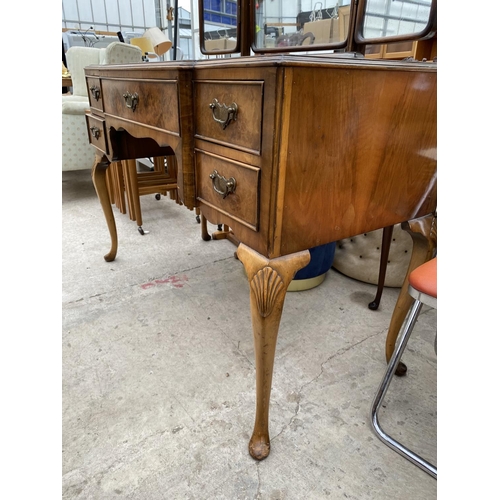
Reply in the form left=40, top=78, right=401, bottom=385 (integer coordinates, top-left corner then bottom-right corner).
left=101, top=79, right=180, bottom=135
left=196, top=150, right=260, bottom=231
left=194, top=80, right=264, bottom=155
left=86, top=77, right=103, bottom=111
left=86, top=115, right=108, bottom=154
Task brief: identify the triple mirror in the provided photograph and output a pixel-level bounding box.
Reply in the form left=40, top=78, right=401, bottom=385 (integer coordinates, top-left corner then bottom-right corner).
left=199, top=0, right=436, bottom=55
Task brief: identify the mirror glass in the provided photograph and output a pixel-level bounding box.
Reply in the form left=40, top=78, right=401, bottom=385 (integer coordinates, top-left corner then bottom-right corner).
left=362, top=0, right=432, bottom=40
left=200, top=0, right=239, bottom=53
left=253, top=1, right=352, bottom=51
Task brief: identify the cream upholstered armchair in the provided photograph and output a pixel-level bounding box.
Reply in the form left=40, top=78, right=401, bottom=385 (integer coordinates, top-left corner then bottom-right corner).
left=62, top=42, right=142, bottom=171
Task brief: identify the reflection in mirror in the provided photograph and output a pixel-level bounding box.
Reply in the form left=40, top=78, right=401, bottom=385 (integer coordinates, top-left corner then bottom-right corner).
left=201, top=0, right=238, bottom=53
left=253, top=1, right=352, bottom=51
left=362, top=0, right=432, bottom=40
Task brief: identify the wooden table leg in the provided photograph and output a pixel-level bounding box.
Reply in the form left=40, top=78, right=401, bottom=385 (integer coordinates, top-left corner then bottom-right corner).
left=237, top=243, right=310, bottom=460
left=91, top=153, right=118, bottom=262
left=204, top=221, right=238, bottom=245
left=212, top=224, right=240, bottom=247
left=200, top=213, right=211, bottom=241
left=368, top=225, right=394, bottom=310
left=385, top=213, right=437, bottom=375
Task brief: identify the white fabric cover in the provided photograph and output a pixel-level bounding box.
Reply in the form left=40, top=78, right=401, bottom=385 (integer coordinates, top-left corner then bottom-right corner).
left=332, top=224, right=412, bottom=287
left=100, top=42, right=142, bottom=65
left=62, top=43, right=142, bottom=171
left=65, top=47, right=101, bottom=97
left=62, top=113, right=97, bottom=172
left=61, top=95, right=89, bottom=103
left=62, top=100, right=91, bottom=115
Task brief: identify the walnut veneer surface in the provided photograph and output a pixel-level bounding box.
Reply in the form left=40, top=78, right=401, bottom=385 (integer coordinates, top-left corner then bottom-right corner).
left=86, top=55, right=436, bottom=258
left=85, top=54, right=437, bottom=460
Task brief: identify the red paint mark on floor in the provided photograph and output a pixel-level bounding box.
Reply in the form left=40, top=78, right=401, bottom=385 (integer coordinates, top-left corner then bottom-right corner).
left=140, top=275, right=188, bottom=290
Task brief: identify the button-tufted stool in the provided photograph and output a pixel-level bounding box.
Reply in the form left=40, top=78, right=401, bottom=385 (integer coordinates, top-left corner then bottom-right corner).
left=332, top=225, right=413, bottom=309
left=370, top=257, right=437, bottom=478
left=332, top=225, right=412, bottom=287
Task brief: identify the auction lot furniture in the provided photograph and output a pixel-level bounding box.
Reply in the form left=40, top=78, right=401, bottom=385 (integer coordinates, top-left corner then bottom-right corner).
left=84, top=0, right=437, bottom=461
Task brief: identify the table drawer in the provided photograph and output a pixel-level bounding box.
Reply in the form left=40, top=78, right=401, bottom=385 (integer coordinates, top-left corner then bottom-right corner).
left=86, top=77, right=103, bottom=112
left=196, top=150, right=260, bottom=231
left=86, top=115, right=108, bottom=154
left=101, top=79, right=180, bottom=135
left=194, top=80, right=264, bottom=155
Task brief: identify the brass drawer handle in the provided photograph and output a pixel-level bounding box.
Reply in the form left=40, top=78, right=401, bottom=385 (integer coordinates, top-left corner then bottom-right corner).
left=123, top=91, right=139, bottom=112
left=209, top=170, right=236, bottom=199
left=90, top=126, right=100, bottom=139
left=209, top=98, right=238, bottom=130
left=90, top=85, right=100, bottom=101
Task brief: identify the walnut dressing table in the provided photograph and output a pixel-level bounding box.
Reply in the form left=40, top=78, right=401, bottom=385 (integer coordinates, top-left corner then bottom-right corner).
left=84, top=52, right=436, bottom=460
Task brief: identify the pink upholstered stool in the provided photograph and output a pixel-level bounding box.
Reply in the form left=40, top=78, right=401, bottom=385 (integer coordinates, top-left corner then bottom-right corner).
left=371, top=257, right=437, bottom=478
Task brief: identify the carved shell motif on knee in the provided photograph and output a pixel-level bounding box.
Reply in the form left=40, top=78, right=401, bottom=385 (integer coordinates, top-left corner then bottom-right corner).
left=250, top=266, right=285, bottom=318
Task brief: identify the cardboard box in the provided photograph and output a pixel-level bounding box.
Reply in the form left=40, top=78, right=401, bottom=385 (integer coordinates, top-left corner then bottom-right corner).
left=225, top=38, right=237, bottom=50
left=204, top=38, right=226, bottom=51
left=303, top=17, right=341, bottom=45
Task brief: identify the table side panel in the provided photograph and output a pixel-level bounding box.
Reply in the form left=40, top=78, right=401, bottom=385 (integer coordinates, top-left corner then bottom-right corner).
left=279, top=65, right=437, bottom=255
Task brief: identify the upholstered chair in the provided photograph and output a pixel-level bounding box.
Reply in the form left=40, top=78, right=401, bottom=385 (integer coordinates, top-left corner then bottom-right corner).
left=62, top=42, right=142, bottom=171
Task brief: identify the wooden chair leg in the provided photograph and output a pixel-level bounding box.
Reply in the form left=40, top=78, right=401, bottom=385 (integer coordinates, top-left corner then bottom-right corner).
left=122, top=159, right=136, bottom=222
left=385, top=213, right=437, bottom=375
left=368, top=225, right=394, bottom=310
left=105, top=167, right=115, bottom=207
left=109, top=154, right=183, bottom=235
left=124, top=159, right=144, bottom=232
left=113, top=161, right=127, bottom=215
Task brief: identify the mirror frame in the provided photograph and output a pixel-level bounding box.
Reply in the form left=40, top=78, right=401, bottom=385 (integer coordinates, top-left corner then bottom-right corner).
left=198, top=0, right=241, bottom=56
left=353, top=0, right=437, bottom=46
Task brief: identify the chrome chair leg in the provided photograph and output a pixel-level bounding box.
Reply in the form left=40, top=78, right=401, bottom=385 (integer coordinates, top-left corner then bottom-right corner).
left=370, top=299, right=437, bottom=479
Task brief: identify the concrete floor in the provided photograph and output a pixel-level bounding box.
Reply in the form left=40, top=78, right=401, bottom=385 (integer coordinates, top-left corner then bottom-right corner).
left=62, top=169, right=437, bottom=500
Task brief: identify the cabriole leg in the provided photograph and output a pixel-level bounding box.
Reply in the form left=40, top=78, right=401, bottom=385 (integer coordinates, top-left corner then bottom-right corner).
left=236, top=244, right=310, bottom=460
left=91, top=154, right=117, bottom=262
